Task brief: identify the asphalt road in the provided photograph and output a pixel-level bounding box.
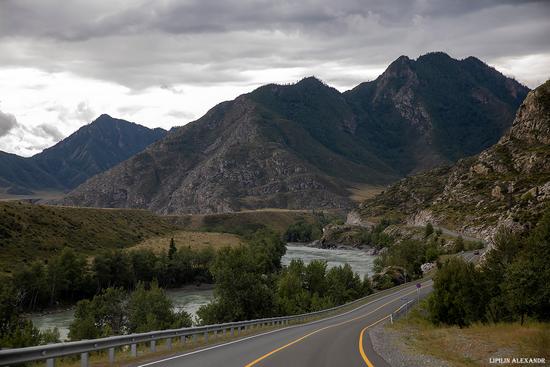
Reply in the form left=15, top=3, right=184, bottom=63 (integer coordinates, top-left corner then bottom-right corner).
left=137, top=281, right=433, bottom=367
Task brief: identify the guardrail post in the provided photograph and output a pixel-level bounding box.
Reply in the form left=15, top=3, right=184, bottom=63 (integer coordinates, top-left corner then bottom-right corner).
left=166, top=337, right=172, bottom=350
left=193, top=333, right=197, bottom=343
left=131, top=343, right=137, bottom=357
left=46, top=358, right=55, bottom=367
left=108, top=347, right=115, bottom=364
left=223, top=328, right=226, bottom=337
left=80, top=352, right=88, bottom=367
left=150, top=340, right=156, bottom=352
left=180, top=335, right=186, bottom=345
left=230, top=327, right=234, bottom=336
left=390, top=314, right=393, bottom=324
left=204, top=330, right=209, bottom=342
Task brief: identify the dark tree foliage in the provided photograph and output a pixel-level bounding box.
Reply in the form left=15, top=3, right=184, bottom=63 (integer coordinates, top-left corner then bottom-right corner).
left=198, top=230, right=285, bottom=324
left=428, top=257, right=486, bottom=327
left=374, top=239, right=431, bottom=280
left=8, top=245, right=216, bottom=313
left=69, top=282, right=191, bottom=341
left=198, top=230, right=372, bottom=324
left=0, top=279, right=59, bottom=348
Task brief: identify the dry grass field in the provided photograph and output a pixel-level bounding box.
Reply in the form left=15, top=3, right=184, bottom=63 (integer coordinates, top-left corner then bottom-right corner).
left=347, top=184, right=385, bottom=203
left=130, top=230, right=242, bottom=253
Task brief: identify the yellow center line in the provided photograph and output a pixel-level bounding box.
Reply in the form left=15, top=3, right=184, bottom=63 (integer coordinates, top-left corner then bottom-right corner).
left=358, top=315, right=391, bottom=367
left=243, top=287, right=419, bottom=367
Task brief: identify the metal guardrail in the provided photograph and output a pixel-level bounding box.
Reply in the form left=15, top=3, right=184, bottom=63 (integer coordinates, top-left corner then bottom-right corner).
left=389, top=299, right=415, bottom=325
left=0, top=280, right=425, bottom=367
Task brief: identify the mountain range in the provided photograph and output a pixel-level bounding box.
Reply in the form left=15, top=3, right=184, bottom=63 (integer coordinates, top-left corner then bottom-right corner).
left=59, top=52, right=529, bottom=214
left=357, top=79, right=550, bottom=242
left=0, top=115, right=166, bottom=195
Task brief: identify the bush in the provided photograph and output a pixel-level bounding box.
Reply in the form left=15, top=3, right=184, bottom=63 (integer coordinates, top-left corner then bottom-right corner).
left=69, top=283, right=191, bottom=341
left=428, top=257, right=486, bottom=327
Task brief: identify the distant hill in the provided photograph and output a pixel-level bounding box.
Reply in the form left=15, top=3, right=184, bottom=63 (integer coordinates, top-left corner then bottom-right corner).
left=0, top=114, right=166, bottom=195
left=61, top=52, right=528, bottom=214
left=357, top=79, right=550, bottom=242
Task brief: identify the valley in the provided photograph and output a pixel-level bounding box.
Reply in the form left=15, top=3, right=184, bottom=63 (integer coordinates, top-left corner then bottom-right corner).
left=0, top=52, right=548, bottom=367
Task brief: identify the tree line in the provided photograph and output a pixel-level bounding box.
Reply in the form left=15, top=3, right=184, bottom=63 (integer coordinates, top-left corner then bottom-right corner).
left=0, top=242, right=215, bottom=347
left=8, top=245, right=215, bottom=311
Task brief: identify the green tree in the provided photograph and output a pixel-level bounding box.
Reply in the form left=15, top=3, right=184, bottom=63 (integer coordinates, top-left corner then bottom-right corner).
left=453, top=236, right=465, bottom=253
left=127, top=282, right=190, bottom=333
left=362, top=275, right=374, bottom=296
left=47, top=248, right=91, bottom=304
left=425, top=223, right=434, bottom=238
left=198, top=244, right=276, bottom=323
left=304, top=260, right=328, bottom=296
left=69, top=287, right=126, bottom=340
left=428, top=257, right=486, bottom=327
left=326, top=264, right=363, bottom=305
left=276, top=260, right=309, bottom=315
left=13, top=261, right=49, bottom=310
left=92, top=251, right=133, bottom=290
left=168, top=238, right=177, bottom=260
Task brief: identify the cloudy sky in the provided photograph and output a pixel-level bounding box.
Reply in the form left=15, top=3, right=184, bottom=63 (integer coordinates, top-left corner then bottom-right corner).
left=0, top=0, right=549, bottom=156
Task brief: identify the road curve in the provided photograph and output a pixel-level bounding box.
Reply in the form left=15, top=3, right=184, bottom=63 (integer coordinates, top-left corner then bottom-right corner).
left=135, top=281, right=433, bottom=367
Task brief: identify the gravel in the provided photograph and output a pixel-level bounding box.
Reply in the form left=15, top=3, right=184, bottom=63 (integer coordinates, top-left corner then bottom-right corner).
left=369, top=321, right=451, bottom=367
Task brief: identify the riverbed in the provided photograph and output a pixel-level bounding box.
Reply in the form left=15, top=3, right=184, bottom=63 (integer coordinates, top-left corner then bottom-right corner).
left=30, top=244, right=376, bottom=340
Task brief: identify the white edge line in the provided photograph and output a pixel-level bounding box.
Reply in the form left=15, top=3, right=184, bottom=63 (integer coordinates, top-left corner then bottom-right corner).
left=138, top=281, right=432, bottom=367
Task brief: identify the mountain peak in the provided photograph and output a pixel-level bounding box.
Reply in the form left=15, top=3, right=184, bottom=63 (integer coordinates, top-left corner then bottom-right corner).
left=92, top=114, right=114, bottom=123
left=417, top=51, right=452, bottom=61
left=296, top=76, right=326, bottom=86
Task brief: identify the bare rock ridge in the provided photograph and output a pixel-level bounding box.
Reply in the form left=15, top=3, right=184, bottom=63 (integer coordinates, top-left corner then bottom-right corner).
left=359, top=79, right=550, bottom=242
left=61, top=52, right=528, bottom=214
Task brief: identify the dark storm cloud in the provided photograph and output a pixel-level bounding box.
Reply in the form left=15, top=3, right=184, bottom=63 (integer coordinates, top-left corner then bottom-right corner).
left=0, top=0, right=548, bottom=89
left=0, top=110, right=19, bottom=137
left=32, top=123, right=64, bottom=141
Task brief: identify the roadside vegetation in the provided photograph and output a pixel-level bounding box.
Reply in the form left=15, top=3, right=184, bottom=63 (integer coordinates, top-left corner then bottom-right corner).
left=392, top=301, right=549, bottom=366
left=429, top=211, right=550, bottom=327
left=382, top=209, right=550, bottom=365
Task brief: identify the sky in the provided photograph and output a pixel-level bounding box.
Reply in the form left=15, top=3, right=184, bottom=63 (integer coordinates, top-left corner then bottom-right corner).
left=0, top=0, right=549, bottom=157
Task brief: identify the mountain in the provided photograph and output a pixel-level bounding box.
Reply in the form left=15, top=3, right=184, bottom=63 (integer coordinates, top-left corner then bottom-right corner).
left=357, top=79, right=550, bottom=241
left=61, top=53, right=528, bottom=214
left=344, top=52, right=528, bottom=174
left=0, top=151, right=58, bottom=194
left=0, top=114, right=166, bottom=195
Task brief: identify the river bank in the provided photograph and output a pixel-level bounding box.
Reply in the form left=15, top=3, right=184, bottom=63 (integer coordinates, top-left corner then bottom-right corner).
left=30, top=243, right=377, bottom=340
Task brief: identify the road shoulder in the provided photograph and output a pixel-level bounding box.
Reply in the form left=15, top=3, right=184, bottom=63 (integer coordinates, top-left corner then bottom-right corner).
left=369, top=321, right=450, bottom=367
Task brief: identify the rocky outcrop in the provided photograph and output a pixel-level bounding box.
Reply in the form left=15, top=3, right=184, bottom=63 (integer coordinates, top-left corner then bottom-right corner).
left=360, top=80, right=550, bottom=242
left=319, top=224, right=372, bottom=249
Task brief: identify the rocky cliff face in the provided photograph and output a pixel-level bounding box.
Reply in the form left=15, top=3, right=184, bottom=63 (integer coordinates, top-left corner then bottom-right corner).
left=359, top=80, right=550, bottom=242
left=61, top=53, right=528, bottom=214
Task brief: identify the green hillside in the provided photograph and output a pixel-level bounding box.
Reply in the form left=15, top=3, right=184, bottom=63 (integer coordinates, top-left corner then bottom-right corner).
left=0, top=201, right=179, bottom=274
